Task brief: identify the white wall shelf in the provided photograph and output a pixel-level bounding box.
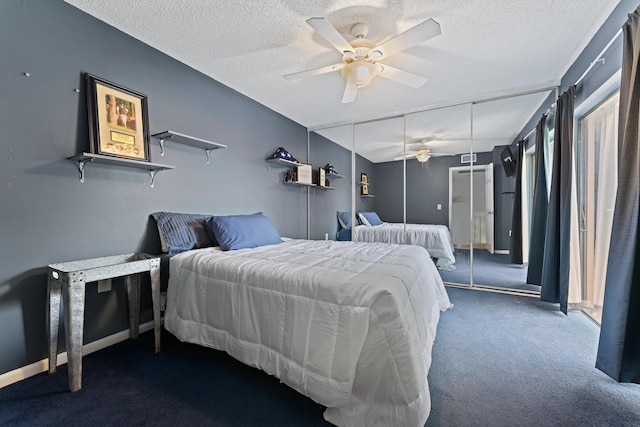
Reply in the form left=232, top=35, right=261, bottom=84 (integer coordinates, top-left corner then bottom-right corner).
left=265, top=158, right=300, bottom=168
left=284, top=181, right=316, bottom=188
left=68, top=153, right=174, bottom=187
left=152, top=130, right=226, bottom=163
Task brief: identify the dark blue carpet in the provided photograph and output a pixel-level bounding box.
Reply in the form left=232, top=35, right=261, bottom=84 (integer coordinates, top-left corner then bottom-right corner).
left=1, top=287, right=639, bottom=426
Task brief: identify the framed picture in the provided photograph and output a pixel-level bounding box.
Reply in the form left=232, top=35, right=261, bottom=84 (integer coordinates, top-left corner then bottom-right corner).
left=85, top=73, right=150, bottom=162
left=318, top=167, right=326, bottom=187
left=361, top=184, right=369, bottom=195
left=360, top=173, right=368, bottom=184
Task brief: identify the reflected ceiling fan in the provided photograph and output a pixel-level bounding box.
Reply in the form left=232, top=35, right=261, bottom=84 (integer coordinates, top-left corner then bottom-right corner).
left=284, top=17, right=441, bottom=103
left=394, top=140, right=452, bottom=164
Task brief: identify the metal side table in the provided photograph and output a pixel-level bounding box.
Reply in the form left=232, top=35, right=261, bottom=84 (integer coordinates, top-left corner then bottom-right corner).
left=47, top=253, right=161, bottom=392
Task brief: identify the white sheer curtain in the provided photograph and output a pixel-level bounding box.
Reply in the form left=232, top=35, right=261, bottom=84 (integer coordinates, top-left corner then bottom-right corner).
left=571, top=92, right=619, bottom=317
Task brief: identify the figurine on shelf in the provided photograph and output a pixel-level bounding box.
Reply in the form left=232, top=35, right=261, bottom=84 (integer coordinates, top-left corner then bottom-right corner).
left=268, top=147, right=299, bottom=163
left=325, top=163, right=338, bottom=175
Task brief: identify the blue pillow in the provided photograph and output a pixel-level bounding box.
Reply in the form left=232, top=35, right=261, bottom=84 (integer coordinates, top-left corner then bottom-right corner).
left=337, top=211, right=360, bottom=229
left=151, top=212, right=216, bottom=254
left=206, top=213, right=283, bottom=251
left=359, top=211, right=383, bottom=226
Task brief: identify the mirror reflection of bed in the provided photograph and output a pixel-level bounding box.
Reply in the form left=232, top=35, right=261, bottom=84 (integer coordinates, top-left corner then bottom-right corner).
left=337, top=211, right=456, bottom=271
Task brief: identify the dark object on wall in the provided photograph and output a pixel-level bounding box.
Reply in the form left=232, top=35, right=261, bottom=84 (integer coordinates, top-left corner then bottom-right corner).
left=500, top=147, right=517, bottom=177
left=85, top=73, right=151, bottom=162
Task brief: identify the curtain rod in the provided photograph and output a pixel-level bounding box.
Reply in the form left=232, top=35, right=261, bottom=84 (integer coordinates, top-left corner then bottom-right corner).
left=520, top=27, right=623, bottom=141
left=575, top=28, right=623, bottom=86
left=520, top=86, right=560, bottom=141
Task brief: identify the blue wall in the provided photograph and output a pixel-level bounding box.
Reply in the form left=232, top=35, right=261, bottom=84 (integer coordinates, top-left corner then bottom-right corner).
left=0, top=0, right=308, bottom=376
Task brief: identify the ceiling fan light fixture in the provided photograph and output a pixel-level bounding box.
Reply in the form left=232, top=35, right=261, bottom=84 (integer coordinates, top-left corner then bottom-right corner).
left=415, top=151, right=431, bottom=163
left=341, top=59, right=383, bottom=87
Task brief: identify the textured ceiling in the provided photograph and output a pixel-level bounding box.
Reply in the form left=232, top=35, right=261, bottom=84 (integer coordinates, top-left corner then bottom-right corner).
left=64, top=0, right=619, bottom=162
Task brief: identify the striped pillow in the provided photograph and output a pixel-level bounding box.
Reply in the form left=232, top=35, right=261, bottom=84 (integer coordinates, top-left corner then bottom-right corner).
left=151, top=212, right=216, bottom=254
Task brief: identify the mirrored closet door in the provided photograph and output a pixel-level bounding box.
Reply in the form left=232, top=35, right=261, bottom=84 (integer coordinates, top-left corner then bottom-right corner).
left=309, top=125, right=353, bottom=241
left=404, top=104, right=472, bottom=283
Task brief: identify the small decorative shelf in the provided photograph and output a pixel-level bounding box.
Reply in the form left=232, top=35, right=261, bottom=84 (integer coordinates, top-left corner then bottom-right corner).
left=68, top=153, right=174, bottom=187
left=315, top=185, right=336, bottom=191
left=265, top=158, right=300, bottom=169
left=360, top=194, right=376, bottom=198
left=327, top=173, right=345, bottom=180
left=152, top=130, right=226, bottom=163
left=284, top=181, right=316, bottom=188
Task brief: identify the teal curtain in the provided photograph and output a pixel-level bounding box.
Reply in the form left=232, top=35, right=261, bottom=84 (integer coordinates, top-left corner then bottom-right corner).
left=510, top=140, right=525, bottom=264
left=596, top=9, right=640, bottom=383
left=540, top=86, right=575, bottom=314
left=526, top=116, right=548, bottom=285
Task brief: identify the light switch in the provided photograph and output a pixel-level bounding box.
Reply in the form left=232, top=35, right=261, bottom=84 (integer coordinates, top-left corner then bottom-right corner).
left=437, top=203, right=442, bottom=210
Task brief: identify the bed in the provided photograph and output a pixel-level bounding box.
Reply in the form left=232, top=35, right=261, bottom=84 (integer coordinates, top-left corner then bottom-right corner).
left=153, top=212, right=451, bottom=427
left=337, top=211, right=456, bottom=271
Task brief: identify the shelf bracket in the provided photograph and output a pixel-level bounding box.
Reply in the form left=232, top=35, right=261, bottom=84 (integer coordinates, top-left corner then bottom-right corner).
left=76, top=158, right=94, bottom=183
left=158, top=134, right=174, bottom=157
left=205, top=149, right=214, bottom=164
left=148, top=170, right=159, bottom=188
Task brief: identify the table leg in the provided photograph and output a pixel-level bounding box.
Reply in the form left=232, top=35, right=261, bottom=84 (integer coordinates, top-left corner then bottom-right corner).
left=149, top=258, right=161, bottom=353
left=47, top=272, right=62, bottom=374
left=63, top=271, right=86, bottom=392
left=126, top=274, right=140, bottom=339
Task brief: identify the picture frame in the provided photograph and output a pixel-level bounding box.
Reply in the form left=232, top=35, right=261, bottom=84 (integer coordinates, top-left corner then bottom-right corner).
left=318, top=167, right=326, bottom=187
left=361, top=184, right=369, bottom=195
left=85, top=73, right=151, bottom=162
left=360, top=173, right=368, bottom=184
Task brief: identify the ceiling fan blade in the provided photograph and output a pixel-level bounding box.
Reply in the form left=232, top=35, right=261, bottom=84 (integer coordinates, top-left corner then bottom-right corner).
left=342, top=82, right=358, bottom=103
left=379, top=65, right=427, bottom=88
left=284, top=63, right=344, bottom=80
left=393, top=153, right=416, bottom=161
left=306, top=17, right=354, bottom=54
left=375, top=18, right=441, bottom=58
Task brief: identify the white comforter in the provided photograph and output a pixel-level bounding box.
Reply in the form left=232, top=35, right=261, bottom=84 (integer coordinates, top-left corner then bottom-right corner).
left=354, top=223, right=456, bottom=270
left=165, top=239, right=451, bottom=427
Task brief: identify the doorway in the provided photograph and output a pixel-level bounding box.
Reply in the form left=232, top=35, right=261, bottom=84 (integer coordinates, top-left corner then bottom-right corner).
left=448, top=164, right=494, bottom=252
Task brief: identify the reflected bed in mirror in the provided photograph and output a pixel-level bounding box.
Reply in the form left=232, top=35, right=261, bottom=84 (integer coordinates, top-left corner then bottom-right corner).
left=337, top=211, right=456, bottom=270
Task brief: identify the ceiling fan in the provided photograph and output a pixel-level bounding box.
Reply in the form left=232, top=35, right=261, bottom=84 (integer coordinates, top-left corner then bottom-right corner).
left=284, top=17, right=441, bottom=103
left=394, top=140, right=452, bottom=164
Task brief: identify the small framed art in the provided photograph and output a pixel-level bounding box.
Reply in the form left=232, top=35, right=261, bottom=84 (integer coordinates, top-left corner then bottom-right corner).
left=319, top=167, right=326, bottom=187
left=361, top=184, right=369, bottom=195
left=360, top=173, right=368, bottom=184
left=85, top=73, right=151, bottom=162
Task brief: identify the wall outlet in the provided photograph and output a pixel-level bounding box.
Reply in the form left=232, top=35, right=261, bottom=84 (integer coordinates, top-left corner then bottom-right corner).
left=325, top=233, right=329, bottom=240
left=98, top=279, right=112, bottom=293
left=437, top=203, right=442, bottom=210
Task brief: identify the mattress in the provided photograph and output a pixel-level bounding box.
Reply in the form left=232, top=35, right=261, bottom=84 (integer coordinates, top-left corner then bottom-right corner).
left=354, top=223, right=456, bottom=270
left=165, top=239, right=451, bottom=427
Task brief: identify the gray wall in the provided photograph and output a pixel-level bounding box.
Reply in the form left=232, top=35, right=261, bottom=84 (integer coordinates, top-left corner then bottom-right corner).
left=0, top=0, right=308, bottom=376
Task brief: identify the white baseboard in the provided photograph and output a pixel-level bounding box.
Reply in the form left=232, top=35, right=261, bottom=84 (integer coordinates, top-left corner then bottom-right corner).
left=0, top=321, right=155, bottom=389
left=494, top=250, right=510, bottom=255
